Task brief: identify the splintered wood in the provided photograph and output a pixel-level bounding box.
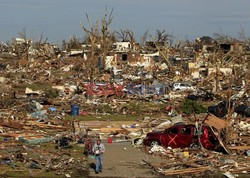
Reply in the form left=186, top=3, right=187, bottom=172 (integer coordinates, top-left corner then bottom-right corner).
left=203, top=114, right=228, bottom=131
left=0, top=120, right=24, bottom=129
left=163, top=166, right=210, bottom=176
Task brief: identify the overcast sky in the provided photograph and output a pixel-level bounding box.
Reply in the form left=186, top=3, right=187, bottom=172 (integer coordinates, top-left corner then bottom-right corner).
left=0, top=0, right=249, bottom=43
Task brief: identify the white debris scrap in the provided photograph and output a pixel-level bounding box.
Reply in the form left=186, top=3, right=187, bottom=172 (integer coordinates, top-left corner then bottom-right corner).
left=149, top=145, right=168, bottom=155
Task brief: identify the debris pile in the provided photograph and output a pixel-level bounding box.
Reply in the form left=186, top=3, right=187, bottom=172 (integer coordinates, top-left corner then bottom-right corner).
left=145, top=145, right=250, bottom=177
left=0, top=28, right=249, bottom=177
left=0, top=143, right=88, bottom=176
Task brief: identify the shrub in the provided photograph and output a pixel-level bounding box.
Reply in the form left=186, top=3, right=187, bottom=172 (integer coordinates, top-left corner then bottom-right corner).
left=44, top=88, right=59, bottom=99
left=181, top=99, right=207, bottom=115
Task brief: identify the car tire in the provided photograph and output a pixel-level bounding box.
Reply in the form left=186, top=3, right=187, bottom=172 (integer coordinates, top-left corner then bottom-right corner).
left=150, top=140, right=160, bottom=147
left=190, top=143, right=200, bottom=149
left=133, top=138, right=143, bottom=146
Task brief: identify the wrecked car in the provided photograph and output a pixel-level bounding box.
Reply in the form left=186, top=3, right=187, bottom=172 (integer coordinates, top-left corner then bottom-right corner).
left=173, top=83, right=195, bottom=91
left=143, top=124, right=219, bottom=150
left=187, top=90, right=214, bottom=101
left=208, top=101, right=233, bottom=118
left=208, top=101, right=250, bottom=118
left=234, top=104, right=250, bottom=117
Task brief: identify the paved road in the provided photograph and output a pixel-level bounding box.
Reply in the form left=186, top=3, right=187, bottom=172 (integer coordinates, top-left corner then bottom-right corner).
left=88, top=141, right=162, bottom=178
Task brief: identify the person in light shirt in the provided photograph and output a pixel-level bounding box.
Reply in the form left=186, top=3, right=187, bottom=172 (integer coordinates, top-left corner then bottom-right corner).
left=92, top=139, right=105, bottom=174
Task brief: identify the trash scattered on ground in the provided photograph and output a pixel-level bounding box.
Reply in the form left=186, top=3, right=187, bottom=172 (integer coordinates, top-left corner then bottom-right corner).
left=0, top=26, right=249, bottom=177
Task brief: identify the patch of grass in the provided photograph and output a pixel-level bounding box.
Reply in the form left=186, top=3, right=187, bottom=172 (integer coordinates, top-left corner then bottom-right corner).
left=97, top=104, right=113, bottom=114
left=0, top=160, right=64, bottom=178
left=3, top=168, right=65, bottom=178
left=200, top=100, right=218, bottom=108
left=0, top=72, right=25, bottom=78
left=122, top=100, right=166, bottom=114
left=14, top=83, right=52, bottom=91
left=125, top=101, right=142, bottom=114
left=142, top=102, right=166, bottom=110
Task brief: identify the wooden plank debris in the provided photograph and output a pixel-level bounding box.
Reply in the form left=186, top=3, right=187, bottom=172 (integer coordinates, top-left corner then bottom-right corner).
left=203, top=114, right=228, bottom=131
left=163, top=166, right=210, bottom=175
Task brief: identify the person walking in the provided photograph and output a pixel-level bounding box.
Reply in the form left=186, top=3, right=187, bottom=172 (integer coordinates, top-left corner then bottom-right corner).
left=83, top=135, right=93, bottom=156
left=92, top=139, right=105, bottom=174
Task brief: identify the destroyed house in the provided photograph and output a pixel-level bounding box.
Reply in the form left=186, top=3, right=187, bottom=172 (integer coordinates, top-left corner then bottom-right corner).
left=145, top=41, right=165, bottom=51
left=219, top=42, right=243, bottom=54
left=202, top=45, right=216, bottom=53
left=195, top=36, right=216, bottom=52
left=112, top=41, right=132, bottom=51
left=108, top=51, right=141, bottom=65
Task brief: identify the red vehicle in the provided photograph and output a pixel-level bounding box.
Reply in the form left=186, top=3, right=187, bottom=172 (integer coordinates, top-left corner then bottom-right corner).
left=143, top=124, right=219, bottom=150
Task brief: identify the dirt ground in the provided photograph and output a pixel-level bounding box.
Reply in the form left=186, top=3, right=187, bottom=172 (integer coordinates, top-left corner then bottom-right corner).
left=87, top=141, right=164, bottom=178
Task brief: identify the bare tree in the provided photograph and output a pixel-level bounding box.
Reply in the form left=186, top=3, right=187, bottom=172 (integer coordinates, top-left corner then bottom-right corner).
left=238, top=25, right=246, bottom=42
left=37, top=32, right=48, bottom=48
left=146, top=30, right=175, bottom=71
left=81, top=8, right=115, bottom=74
left=67, top=36, right=82, bottom=51
left=116, top=29, right=136, bottom=44
left=155, top=29, right=174, bottom=47
left=99, top=8, right=115, bottom=69
left=127, top=30, right=136, bottom=50
left=81, top=8, right=115, bottom=80
left=116, top=29, right=136, bottom=50
left=213, top=29, right=234, bottom=43
left=18, top=28, right=31, bottom=70
left=156, top=29, right=167, bottom=43
left=116, top=29, right=130, bottom=42
left=140, top=30, right=149, bottom=48
left=81, top=15, right=99, bottom=81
